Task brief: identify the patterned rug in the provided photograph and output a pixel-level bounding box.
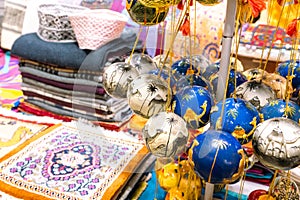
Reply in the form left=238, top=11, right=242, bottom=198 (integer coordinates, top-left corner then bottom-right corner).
left=0, top=120, right=148, bottom=200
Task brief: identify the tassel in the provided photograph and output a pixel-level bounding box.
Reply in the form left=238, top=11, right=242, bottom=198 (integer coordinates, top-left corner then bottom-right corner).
left=177, top=0, right=184, bottom=9
left=179, top=14, right=190, bottom=36
left=247, top=0, right=267, bottom=18
left=286, top=18, right=299, bottom=37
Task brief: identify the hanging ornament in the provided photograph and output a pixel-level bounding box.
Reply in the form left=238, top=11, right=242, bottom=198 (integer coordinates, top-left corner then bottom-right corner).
left=156, top=162, right=181, bottom=190
left=272, top=176, right=300, bottom=200
left=103, top=62, right=139, bottom=98
left=261, top=99, right=300, bottom=123
left=148, top=69, right=177, bottom=92
left=172, top=85, right=213, bottom=129
left=126, top=0, right=169, bottom=26
left=210, top=69, right=247, bottom=98
left=202, top=63, right=220, bottom=80
left=126, top=53, right=158, bottom=75
left=257, top=73, right=293, bottom=99
left=190, top=130, right=245, bottom=184
left=171, top=57, right=198, bottom=77
left=276, top=60, right=300, bottom=89
left=196, top=0, right=223, bottom=6
left=210, top=97, right=260, bottom=144
left=252, top=117, right=300, bottom=170
left=153, top=54, right=172, bottom=69
left=127, top=74, right=170, bottom=118
left=235, top=80, right=277, bottom=110
left=243, top=68, right=269, bottom=81
left=142, top=111, right=189, bottom=157
left=176, top=73, right=214, bottom=97
left=187, top=54, right=213, bottom=73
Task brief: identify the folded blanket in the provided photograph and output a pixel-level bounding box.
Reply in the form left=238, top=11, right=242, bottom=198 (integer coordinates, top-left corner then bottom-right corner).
left=11, top=30, right=143, bottom=70
left=22, top=82, right=125, bottom=112
left=22, top=77, right=109, bottom=101
left=20, top=59, right=103, bottom=82
left=25, top=97, right=133, bottom=123
left=21, top=72, right=106, bottom=95
left=18, top=101, right=129, bottom=130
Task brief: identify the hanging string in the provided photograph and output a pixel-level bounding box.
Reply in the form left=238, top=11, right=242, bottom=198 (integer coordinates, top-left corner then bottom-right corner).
left=224, top=184, right=229, bottom=200
left=267, top=170, right=279, bottom=198
left=238, top=172, right=247, bottom=200
left=207, top=145, right=220, bottom=183
left=261, top=0, right=286, bottom=75
left=142, top=26, right=150, bottom=55
left=127, top=26, right=144, bottom=64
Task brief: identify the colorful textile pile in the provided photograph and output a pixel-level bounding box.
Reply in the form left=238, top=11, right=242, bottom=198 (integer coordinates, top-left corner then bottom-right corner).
left=0, top=49, right=23, bottom=109
left=0, top=120, right=149, bottom=200
left=11, top=29, right=144, bottom=130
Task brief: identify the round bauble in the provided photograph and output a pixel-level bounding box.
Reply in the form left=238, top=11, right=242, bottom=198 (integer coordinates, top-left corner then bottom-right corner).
left=186, top=54, right=212, bottom=73
left=126, top=0, right=169, bottom=26
left=276, top=60, right=300, bottom=89
left=103, top=62, right=139, bottom=98
left=156, top=162, right=180, bottom=190
left=210, top=97, right=260, bottom=144
left=127, top=74, right=170, bottom=118
left=243, top=68, right=269, bottom=81
left=172, top=85, right=213, bottom=129
left=196, top=0, right=223, bottom=6
left=235, top=80, right=277, bottom=110
left=260, top=73, right=293, bottom=99
left=125, top=53, right=157, bottom=74
left=190, top=130, right=245, bottom=184
left=210, top=69, right=247, bottom=98
left=142, top=112, right=189, bottom=157
left=252, top=117, right=300, bottom=170
left=261, top=99, right=300, bottom=123
left=171, top=57, right=198, bottom=77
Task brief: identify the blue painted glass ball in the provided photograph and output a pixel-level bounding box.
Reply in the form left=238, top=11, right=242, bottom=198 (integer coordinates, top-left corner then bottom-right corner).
left=176, top=74, right=214, bottom=97
left=172, top=85, right=213, bottom=129
left=210, top=69, right=247, bottom=98
left=261, top=99, right=300, bottom=123
left=210, top=97, right=260, bottom=144
left=191, top=130, right=244, bottom=184
left=201, top=63, right=219, bottom=80
left=276, top=60, right=300, bottom=89
left=171, top=58, right=198, bottom=77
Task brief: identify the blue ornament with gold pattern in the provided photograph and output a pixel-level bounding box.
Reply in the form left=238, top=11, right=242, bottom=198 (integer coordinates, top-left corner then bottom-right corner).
left=261, top=99, right=300, bottom=123
left=172, top=85, right=213, bottom=129
left=210, top=97, right=260, bottom=145
left=171, top=58, right=198, bottom=77
left=190, top=130, right=245, bottom=184
left=276, top=60, right=300, bottom=89
left=210, top=69, right=247, bottom=98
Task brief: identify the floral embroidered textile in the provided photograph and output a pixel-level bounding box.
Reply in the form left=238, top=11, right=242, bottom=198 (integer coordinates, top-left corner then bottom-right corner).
left=0, top=122, right=146, bottom=200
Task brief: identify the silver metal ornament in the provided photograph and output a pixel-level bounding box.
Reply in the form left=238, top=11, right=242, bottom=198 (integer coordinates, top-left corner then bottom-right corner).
left=127, top=74, right=170, bottom=119
left=126, top=53, right=157, bottom=75
left=252, top=117, right=300, bottom=170
left=142, top=112, right=189, bottom=158
left=235, top=80, right=276, bottom=110
left=103, top=62, right=139, bottom=98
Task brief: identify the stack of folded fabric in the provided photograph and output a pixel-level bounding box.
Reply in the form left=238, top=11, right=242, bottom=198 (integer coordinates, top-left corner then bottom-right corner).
left=0, top=48, right=23, bottom=109
left=11, top=4, right=144, bottom=130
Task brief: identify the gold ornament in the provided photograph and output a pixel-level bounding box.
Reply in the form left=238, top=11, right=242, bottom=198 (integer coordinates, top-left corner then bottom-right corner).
left=126, top=0, right=169, bottom=26
left=196, top=0, right=223, bottom=6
